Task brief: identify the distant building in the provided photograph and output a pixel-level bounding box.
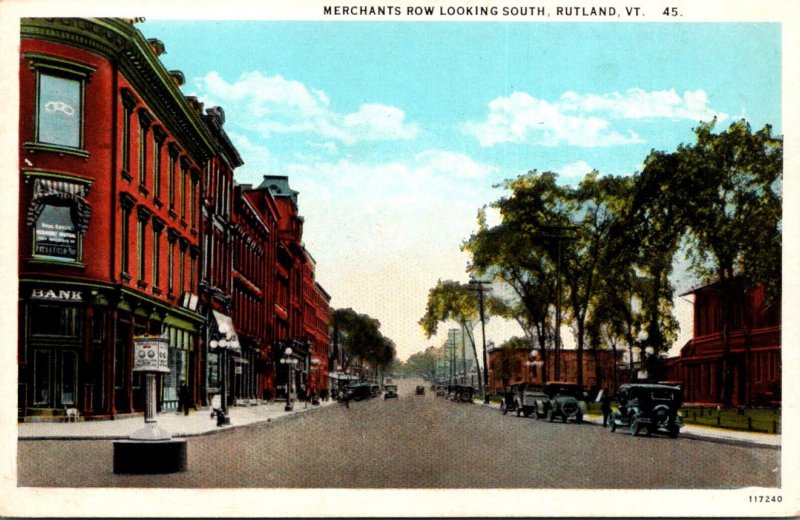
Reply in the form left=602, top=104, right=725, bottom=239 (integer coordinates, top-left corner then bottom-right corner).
left=664, top=281, right=780, bottom=407
left=487, top=346, right=623, bottom=395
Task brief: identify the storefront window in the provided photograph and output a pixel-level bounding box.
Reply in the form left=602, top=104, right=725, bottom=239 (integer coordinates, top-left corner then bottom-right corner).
left=33, top=350, right=51, bottom=406
left=162, top=326, right=191, bottom=409
left=60, top=351, right=77, bottom=405
left=33, top=203, right=80, bottom=262
left=29, top=304, right=81, bottom=339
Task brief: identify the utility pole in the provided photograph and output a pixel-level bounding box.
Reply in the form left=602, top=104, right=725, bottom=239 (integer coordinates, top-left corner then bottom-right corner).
left=531, top=224, right=576, bottom=382
left=469, top=278, right=491, bottom=403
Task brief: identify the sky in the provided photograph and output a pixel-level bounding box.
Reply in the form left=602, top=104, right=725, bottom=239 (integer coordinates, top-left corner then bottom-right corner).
left=138, top=19, right=782, bottom=362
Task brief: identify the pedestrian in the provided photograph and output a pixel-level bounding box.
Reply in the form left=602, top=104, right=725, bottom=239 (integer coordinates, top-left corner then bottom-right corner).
left=179, top=380, right=191, bottom=416
left=600, top=388, right=612, bottom=427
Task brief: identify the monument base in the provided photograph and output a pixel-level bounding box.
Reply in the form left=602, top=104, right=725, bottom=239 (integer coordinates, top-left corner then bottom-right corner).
left=113, top=439, right=187, bottom=474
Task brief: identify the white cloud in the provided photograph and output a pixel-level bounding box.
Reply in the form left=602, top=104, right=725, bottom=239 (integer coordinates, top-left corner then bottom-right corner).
left=560, top=88, right=728, bottom=122
left=466, top=88, right=726, bottom=148
left=198, top=71, right=419, bottom=145
left=465, top=91, right=642, bottom=148
left=558, top=160, right=595, bottom=182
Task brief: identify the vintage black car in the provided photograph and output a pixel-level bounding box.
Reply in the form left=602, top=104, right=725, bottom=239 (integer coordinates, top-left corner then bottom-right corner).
left=542, top=381, right=586, bottom=423
left=500, top=383, right=548, bottom=417
left=450, top=384, right=475, bottom=403
left=435, top=385, right=447, bottom=397
left=415, top=385, right=425, bottom=395
left=342, top=383, right=372, bottom=401
left=608, top=383, right=683, bottom=437
left=384, top=384, right=399, bottom=399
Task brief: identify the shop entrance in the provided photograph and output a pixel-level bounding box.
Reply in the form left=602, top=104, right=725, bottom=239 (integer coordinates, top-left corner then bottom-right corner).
left=31, top=349, right=78, bottom=409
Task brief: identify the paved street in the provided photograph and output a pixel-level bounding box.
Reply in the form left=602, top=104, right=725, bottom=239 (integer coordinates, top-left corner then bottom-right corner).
left=18, top=379, right=779, bottom=488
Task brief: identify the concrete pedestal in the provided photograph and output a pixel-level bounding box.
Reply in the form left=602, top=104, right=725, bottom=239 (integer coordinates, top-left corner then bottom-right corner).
left=113, top=439, right=187, bottom=474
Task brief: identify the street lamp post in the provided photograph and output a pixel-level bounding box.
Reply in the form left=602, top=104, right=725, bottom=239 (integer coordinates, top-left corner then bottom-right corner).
left=469, top=278, right=491, bottom=404
left=210, top=336, right=235, bottom=425
left=280, top=346, right=298, bottom=411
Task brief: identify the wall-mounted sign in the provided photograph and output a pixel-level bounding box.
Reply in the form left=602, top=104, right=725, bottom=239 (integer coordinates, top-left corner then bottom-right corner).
left=181, top=292, right=199, bottom=311
left=34, top=205, right=78, bottom=260
left=133, top=336, right=170, bottom=373
left=31, top=288, right=83, bottom=302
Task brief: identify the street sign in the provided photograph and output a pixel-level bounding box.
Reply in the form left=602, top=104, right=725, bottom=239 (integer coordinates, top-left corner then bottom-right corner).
left=133, top=336, right=170, bottom=373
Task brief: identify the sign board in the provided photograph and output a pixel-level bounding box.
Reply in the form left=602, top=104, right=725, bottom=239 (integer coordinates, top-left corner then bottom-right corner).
left=133, top=336, right=170, bottom=373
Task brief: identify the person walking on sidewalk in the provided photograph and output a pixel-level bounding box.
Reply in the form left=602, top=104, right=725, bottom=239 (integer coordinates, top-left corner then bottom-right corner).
left=600, top=388, right=612, bottom=427
left=179, top=380, right=192, bottom=416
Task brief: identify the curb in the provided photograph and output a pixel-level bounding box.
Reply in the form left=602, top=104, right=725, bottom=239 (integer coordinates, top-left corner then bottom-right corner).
left=475, top=401, right=779, bottom=450
left=18, top=402, right=331, bottom=441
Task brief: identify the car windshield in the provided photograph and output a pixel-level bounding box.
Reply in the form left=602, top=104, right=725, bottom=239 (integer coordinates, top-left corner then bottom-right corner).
left=547, top=384, right=580, bottom=397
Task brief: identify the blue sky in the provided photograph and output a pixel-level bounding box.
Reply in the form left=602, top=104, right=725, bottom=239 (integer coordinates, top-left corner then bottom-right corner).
left=138, top=20, right=781, bottom=361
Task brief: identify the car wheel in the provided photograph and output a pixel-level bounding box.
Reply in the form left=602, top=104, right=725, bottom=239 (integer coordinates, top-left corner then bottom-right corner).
left=532, top=405, right=539, bottom=420
left=630, top=416, right=641, bottom=436
left=547, top=408, right=554, bottom=422
left=668, top=424, right=679, bottom=438
left=575, top=413, right=583, bottom=424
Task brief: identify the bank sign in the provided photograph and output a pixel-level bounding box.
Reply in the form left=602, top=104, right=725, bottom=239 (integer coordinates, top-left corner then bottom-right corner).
left=133, top=336, right=170, bottom=373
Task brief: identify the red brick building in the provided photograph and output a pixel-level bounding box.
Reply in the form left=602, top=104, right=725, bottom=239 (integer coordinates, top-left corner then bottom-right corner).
left=19, top=18, right=212, bottom=417
left=18, top=18, right=332, bottom=420
left=487, top=347, right=624, bottom=395
left=664, top=281, right=781, bottom=406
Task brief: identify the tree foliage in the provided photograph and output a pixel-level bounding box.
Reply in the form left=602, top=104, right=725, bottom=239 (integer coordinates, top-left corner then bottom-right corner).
left=331, top=307, right=396, bottom=372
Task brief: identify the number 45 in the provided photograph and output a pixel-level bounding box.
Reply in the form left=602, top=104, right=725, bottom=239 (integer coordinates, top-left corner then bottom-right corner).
left=663, top=7, right=679, bottom=16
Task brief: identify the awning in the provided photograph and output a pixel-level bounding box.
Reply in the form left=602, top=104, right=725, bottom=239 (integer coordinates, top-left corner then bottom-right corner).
left=26, top=178, right=92, bottom=235
left=211, top=310, right=241, bottom=352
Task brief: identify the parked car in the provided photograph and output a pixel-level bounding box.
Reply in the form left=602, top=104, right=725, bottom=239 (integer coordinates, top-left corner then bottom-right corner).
left=342, top=383, right=372, bottom=401
left=542, top=381, right=586, bottom=423
left=435, top=385, right=447, bottom=397
left=384, top=384, right=398, bottom=399
left=370, top=384, right=381, bottom=398
left=415, top=385, right=425, bottom=396
left=512, top=383, right=548, bottom=417
left=608, top=383, right=683, bottom=437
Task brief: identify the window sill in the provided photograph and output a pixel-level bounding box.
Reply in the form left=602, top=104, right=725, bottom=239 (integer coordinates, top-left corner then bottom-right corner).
left=27, top=257, right=86, bottom=269
left=152, top=287, right=163, bottom=295
left=168, top=210, right=177, bottom=220
left=121, top=169, right=133, bottom=182
left=24, top=142, right=90, bottom=159
left=154, top=197, right=164, bottom=209
left=136, top=280, right=148, bottom=290
left=138, top=185, right=150, bottom=197
left=121, top=272, right=132, bottom=282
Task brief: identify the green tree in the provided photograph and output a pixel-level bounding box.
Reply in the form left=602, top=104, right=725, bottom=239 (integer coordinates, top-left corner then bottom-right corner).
left=419, top=280, right=485, bottom=393
left=464, top=173, right=562, bottom=382
left=678, top=119, right=782, bottom=404
left=331, top=308, right=396, bottom=375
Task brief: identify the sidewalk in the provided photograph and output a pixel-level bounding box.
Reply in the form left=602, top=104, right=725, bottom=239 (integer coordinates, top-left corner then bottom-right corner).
left=18, top=399, right=337, bottom=441
left=477, top=401, right=780, bottom=450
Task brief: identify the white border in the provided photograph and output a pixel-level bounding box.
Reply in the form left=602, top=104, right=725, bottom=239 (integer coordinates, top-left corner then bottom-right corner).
left=1, top=0, right=797, bottom=517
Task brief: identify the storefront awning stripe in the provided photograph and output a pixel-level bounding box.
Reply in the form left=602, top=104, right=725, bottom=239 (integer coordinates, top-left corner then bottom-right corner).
left=26, top=178, right=92, bottom=235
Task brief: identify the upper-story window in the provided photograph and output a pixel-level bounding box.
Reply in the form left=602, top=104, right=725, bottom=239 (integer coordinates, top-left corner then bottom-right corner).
left=39, top=75, right=81, bottom=147
left=24, top=53, right=95, bottom=156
